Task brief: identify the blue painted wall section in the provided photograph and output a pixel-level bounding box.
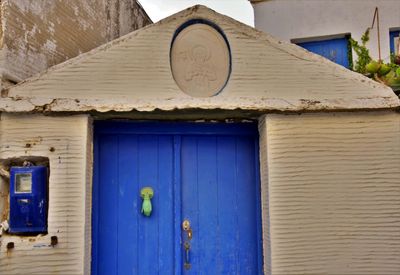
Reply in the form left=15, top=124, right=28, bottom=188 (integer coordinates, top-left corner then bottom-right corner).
left=297, top=37, right=351, bottom=68
left=92, top=122, right=263, bottom=274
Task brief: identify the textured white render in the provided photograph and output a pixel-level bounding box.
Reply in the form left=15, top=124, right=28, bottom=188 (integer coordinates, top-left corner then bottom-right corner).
left=3, top=5, right=399, bottom=113
left=0, top=114, right=91, bottom=275
left=258, top=115, right=271, bottom=275
left=262, top=111, right=400, bottom=274
left=0, top=5, right=399, bottom=275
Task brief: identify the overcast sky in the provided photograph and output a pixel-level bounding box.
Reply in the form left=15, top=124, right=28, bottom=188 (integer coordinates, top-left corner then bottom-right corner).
left=139, top=0, right=254, bottom=26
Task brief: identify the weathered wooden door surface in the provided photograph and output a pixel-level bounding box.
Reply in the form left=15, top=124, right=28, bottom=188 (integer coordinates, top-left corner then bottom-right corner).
left=92, top=122, right=262, bottom=274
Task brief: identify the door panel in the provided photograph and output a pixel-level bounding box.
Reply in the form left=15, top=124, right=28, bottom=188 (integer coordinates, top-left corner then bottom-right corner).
left=93, top=123, right=262, bottom=275
left=93, top=134, right=175, bottom=274
left=181, top=136, right=219, bottom=273
left=181, top=135, right=260, bottom=274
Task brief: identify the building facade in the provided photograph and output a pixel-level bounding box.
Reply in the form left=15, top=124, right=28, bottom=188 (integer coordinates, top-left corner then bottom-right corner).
left=0, top=5, right=399, bottom=275
left=251, top=0, right=400, bottom=67
left=0, top=0, right=151, bottom=90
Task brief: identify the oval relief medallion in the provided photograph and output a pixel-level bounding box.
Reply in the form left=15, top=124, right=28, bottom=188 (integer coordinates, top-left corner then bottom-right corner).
left=170, top=21, right=231, bottom=97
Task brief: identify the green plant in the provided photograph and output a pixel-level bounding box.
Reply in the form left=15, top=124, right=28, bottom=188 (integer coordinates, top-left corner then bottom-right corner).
left=347, top=38, right=354, bottom=70
left=348, top=27, right=400, bottom=93
left=349, top=28, right=372, bottom=74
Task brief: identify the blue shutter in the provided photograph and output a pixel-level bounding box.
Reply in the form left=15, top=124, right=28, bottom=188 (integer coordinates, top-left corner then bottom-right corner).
left=297, top=37, right=351, bottom=68
left=389, top=30, right=400, bottom=55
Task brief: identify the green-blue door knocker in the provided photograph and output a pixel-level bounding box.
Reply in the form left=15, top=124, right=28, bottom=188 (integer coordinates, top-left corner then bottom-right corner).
left=140, top=187, right=154, bottom=217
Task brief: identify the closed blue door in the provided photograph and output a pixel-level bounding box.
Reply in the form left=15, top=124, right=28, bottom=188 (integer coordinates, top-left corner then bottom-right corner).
left=297, top=37, right=351, bottom=68
left=92, top=122, right=262, bottom=274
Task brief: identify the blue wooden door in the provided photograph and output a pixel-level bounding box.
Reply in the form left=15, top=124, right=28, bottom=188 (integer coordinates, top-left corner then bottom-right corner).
left=92, top=122, right=262, bottom=274
left=297, top=37, right=351, bottom=68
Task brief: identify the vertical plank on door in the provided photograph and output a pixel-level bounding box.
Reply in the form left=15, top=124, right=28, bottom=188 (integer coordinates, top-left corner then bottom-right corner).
left=173, top=135, right=182, bottom=275
left=92, top=134, right=99, bottom=275
left=117, top=135, right=139, bottom=274
left=138, top=135, right=159, bottom=274
left=216, top=136, right=238, bottom=274
left=181, top=136, right=199, bottom=274
left=236, top=136, right=259, bottom=274
left=97, top=135, right=119, bottom=274
left=197, top=136, right=218, bottom=274
left=158, top=135, right=174, bottom=273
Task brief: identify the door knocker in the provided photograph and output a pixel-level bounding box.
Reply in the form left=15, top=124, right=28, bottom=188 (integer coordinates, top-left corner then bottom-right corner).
left=140, top=187, right=154, bottom=217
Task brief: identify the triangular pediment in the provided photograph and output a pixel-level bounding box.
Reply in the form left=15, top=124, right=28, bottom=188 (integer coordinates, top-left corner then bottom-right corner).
left=2, top=5, right=399, bottom=113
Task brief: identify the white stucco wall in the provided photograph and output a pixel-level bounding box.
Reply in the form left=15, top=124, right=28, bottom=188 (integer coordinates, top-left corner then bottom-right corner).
left=261, top=111, right=400, bottom=274
left=0, top=114, right=91, bottom=275
left=258, top=115, right=271, bottom=275
left=252, top=0, right=400, bottom=62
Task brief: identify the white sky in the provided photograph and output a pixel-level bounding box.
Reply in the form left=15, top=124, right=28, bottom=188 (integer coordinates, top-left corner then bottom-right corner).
left=139, top=0, right=254, bottom=27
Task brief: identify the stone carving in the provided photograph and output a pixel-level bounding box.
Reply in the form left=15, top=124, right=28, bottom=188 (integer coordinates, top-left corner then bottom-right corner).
left=185, top=44, right=217, bottom=93
left=171, top=23, right=230, bottom=97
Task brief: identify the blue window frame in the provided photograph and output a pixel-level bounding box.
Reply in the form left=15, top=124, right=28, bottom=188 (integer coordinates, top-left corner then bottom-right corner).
left=296, top=36, right=351, bottom=68
left=389, top=30, right=400, bottom=55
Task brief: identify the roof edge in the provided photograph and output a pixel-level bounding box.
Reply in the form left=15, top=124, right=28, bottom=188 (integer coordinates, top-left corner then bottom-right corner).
left=1, top=95, right=399, bottom=113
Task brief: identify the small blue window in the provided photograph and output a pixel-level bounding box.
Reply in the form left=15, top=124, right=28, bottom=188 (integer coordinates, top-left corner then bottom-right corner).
left=389, top=30, right=400, bottom=55
left=296, top=36, right=351, bottom=68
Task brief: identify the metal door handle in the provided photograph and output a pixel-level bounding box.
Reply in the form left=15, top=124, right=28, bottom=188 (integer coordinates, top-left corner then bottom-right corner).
left=184, top=241, right=191, bottom=270
left=182, top=219, right=192, bottom=270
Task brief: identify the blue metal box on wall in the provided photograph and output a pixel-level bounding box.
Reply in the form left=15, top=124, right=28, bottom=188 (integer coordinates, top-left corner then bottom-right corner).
left=9, top=166, right=48, bottom=234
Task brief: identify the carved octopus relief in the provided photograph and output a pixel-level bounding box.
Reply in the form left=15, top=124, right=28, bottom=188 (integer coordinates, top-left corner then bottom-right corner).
left=184, top=45, right=217, bottom=93
left=171, top=23, right=230, bottom=97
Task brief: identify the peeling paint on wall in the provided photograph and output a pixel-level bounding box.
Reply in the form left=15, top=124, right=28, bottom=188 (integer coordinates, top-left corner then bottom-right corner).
left=0, top=0, right=151, bottom=86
